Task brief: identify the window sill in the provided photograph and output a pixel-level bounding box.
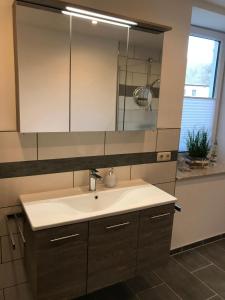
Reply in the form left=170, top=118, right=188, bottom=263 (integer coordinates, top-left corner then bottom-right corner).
left=176, top=163, right=225, bottom=181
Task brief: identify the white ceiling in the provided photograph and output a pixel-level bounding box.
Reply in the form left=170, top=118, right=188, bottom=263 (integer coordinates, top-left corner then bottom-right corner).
left=192, top=6, right=225, bottom=32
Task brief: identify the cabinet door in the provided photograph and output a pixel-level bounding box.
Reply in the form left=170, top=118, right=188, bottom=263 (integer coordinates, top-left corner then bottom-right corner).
left=15, top=5, right=70, bottom=132
left=70, top=18, right=128, bottom=131
left=35, top=222, right=88, bottom=300
left=137, top=204, right=174, bottom=272
left=88, top=212, right=138, bottom=293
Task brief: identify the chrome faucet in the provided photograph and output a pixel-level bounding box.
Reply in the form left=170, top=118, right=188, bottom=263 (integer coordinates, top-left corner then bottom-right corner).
left=89, top=169, right=102, bottom=191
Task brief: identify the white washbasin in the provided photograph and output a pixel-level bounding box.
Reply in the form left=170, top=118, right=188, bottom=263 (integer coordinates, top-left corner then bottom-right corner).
left=20, top=180, right=177, bottom=231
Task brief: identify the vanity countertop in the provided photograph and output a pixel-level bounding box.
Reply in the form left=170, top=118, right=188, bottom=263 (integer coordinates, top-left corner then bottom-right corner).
left=20, top=179, right=177, bottom=231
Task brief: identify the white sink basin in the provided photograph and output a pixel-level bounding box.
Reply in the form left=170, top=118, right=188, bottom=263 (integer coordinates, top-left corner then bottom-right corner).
left=20, top=180, right=177, bottom=231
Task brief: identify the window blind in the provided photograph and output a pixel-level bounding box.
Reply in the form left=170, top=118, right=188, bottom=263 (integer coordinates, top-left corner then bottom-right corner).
left=179, top=97, right=216, bottom=151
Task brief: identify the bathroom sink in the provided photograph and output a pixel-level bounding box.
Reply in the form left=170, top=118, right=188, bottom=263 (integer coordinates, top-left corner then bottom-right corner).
left=20, top=179, right=177, bottom=231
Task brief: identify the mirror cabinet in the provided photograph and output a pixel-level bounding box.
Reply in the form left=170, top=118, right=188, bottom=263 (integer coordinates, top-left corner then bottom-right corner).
left=14, top=1, right=170, bottom=132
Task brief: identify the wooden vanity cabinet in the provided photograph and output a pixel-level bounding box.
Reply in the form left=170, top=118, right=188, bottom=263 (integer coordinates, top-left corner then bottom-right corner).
left=137, top=203, right=175, bottom=272
left=87, top=212, right=139, bottom=293
left=24, top=203, right=175, bottom=299
left=24, top=218, right=88, bottom=300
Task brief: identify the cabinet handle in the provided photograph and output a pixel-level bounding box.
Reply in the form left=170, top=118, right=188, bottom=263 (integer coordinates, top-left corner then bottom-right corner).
left=50, top=233, right=80, bottom=242
left=151, top=213, right=170, bottom=219
left=106, top=221, right=130, bottom=230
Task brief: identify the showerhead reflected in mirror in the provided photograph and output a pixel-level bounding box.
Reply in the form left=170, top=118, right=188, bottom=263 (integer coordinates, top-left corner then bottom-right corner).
left=117, top=29, right=164, bottom=131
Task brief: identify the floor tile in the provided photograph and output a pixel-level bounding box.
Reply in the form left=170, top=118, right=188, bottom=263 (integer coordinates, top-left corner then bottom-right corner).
left=195, top=265, right=225, bottom=298
left=155, top=259, right=214, bottom=300
left=138, top=283, right=180, bottom=300
left=125, top=271, right=162, bottom=294
left=215, top=239, right=225, bottom=250
left=126, top=276, right=150, bottom=294
left=197, top=243, right=225, bottom=271
left=173, top=249, right=210, bottom=272
left=143, top=271, right=163, bottom=287
left=209, top=296, right=223, bottom=299
left=0, top=259, right=27, bottom=289
left=0, top=290, right=3, bottom=300
left=4, top=283, right=33, bottom=300
left=77, top=283, right=138, bottom=300
left=1, top=234, right=24, bottom=263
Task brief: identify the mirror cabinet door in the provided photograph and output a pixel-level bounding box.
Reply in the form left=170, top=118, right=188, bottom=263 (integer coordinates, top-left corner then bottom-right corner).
left=118, top=29, right=164, bottom=131
left=15, top=5, right=70, bottom=132
left=70, top=18, right=129, bottom=131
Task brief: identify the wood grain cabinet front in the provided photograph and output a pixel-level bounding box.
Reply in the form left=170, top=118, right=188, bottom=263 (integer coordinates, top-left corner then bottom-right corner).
left=87, top=212, right=139, bottom=293
left=24, top=203, right=175, bottom=299
left=137, top=203, right=175, bottom=272
left=24, top=219, right=88, bottom=300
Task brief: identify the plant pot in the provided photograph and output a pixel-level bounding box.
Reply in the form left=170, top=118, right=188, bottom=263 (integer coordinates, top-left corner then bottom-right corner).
left=185, top=156, right=209, bottom=169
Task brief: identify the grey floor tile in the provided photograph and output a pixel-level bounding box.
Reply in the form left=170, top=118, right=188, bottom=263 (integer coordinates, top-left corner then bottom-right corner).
left=195, top=265, right=225, bottom=298
left=77, top=283, right=138, bottom=300
left=215, top=239, right=225, bottom=250
left=126, top=276, right=150, bottom=294
left=209, top=296, right=223, bottom=299
left=198, top=243, right=225, bottom=271
left=0, top=290, right=4, bottom=300
left=126, top=272, right=162, bottom=294
left=4, top=283, right=33, bottom=300
left=155, top=259, right=215, bottom=300
left=138, top=283, right=180, bottom=300
left=143, top=271, right=163, bottom=287
left=173, top=249, right=211, bottom=272
left=1, top=234, right=24, bottom=263
left=0, top=259, right=27, bottom=289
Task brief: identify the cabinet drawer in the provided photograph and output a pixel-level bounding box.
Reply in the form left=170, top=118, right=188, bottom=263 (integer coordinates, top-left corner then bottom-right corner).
left=35, top=222, right=88, bottom=249
left=88, top=212, right=139, bottom=293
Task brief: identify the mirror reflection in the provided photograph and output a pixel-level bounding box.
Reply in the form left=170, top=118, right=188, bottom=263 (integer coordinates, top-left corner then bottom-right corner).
left=118, top=29, right=164, bottom=131
left=71, top=18, right=128, bottom=131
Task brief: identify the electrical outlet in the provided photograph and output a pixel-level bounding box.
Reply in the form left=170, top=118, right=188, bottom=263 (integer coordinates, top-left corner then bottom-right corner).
left=157, top=152, right=171, bottom=162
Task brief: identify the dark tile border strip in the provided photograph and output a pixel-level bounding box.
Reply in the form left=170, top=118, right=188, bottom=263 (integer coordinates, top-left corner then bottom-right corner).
left=170, top=233, right=225, bottom=255
left=119, top=85, right=159, bottom=98
left=0, top=151, right=177, bottom=179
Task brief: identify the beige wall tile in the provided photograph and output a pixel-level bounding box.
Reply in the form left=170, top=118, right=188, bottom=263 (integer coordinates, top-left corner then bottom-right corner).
left=156, top=129, right=180, bottom=151
left=0, top=259, right=27, bottom=289
left=0, top=132, right=37, bottom=163
left=132, top=73, right=147, bottom=86
left=105, top=130, right=157, bottom=155
left=0, top=172, right=73, bottom=208
left=0, top=206, right=21, bottom=237
left=38, top=132, right=104, bottom=159
left=0, top=0, right=17, bottom=131
left=74, top=166, right=131, bottom=187
left=131, top=161, right=177, bottom=184
left=155, top=181, right=176, bottom=195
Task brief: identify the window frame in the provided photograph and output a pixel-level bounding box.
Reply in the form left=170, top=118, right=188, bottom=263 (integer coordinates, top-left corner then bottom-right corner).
left=180, top=26, right=225, bottom=151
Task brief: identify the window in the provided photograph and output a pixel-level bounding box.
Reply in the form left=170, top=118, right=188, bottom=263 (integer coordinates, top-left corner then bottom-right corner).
left=179, top=28, right=223, bottom=151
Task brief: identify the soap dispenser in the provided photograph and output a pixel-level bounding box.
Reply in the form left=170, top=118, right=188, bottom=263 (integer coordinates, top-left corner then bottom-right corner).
left=104, top=168, right=117, bottom=188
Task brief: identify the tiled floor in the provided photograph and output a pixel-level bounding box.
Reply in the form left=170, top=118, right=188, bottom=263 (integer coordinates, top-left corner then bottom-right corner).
left=1, top=238, right=225, bottom=299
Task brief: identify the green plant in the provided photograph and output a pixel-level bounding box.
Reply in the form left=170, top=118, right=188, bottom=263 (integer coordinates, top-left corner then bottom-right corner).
left=186, top=129, right=210, bottom=158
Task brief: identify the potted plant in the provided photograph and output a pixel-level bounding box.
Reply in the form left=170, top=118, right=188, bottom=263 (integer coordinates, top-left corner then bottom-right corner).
left=186, top=129, right=210, bottom=168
